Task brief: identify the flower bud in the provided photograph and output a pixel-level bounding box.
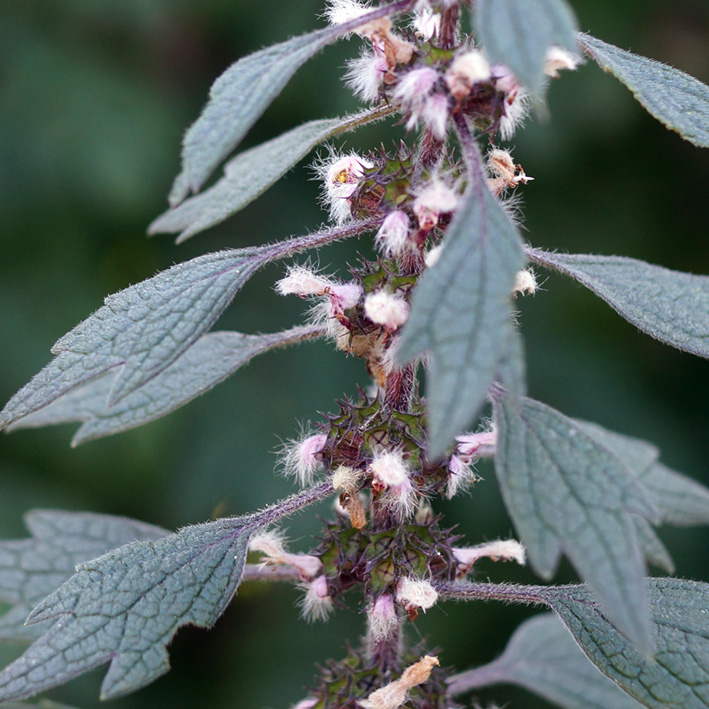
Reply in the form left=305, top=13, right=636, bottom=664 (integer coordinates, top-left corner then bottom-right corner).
left=453, top=539, right=526, bottom=575
left=396, top=577, right=438, bottom=612
left=367, top=593, right=399, bottom=644
left=364, top=291, right=409, bottom=330
left=446, top=49, right=491, bottom=102
left=544, top=46, right=582, bottom=78
left=375, top=210, right=412, bottom=258
left=301, top=575, right=333, bottom=621
left=513, top=268, right=538, bottom=296
left=370, top=449, right=416, bottom=519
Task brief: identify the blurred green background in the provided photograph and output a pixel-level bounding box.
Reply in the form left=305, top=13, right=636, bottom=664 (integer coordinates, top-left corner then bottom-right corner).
left=1, top=1, right=709, bottom=707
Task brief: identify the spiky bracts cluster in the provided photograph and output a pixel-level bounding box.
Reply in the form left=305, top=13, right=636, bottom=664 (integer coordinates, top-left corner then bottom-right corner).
left=300, top=644, right=463, bottom=709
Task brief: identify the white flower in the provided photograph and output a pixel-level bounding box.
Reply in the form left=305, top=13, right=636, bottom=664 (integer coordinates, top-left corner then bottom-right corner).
left=455, top=430, right=497, bottom=458
left=413, top=179, right=458, bottom=230
left=446, top=49, right=491, bottom=101
left=370, top=449, right=417, bottom=519
left=422, top=93, right=450, bottom=140
left=292, top=699, right=318, bottom=709
left=249, top=529, right=323, bottom=580
left=367, top=593, right=399, bottom=644
left=396, top=576, right=438, bottom=611
left=424, top=243, right=443, bottom=268
left=412, top=7, right=440, bottom=41
left=345, top=49, right=389, bottom=103
left=492, top=66, right=530, bottom=140
left=513, top=268, right=537, bottom=296
left=544, top=46, right=582, bottom=78
left=364, top=291, right=409, bottom=330
left=317, top=151, right=373, bottom=224
left=280, top=432, right=328, bottom=486
left=301, top=575, right=333, bottom=621
left=375, top=210, right=412, bottom=257
left=324, top=0, right=371, bottom=27
left=332, top=465, right=364, bottom=494
left=453, top=539, right=527, bottom=572
left=392, top=67, right=440, bottom=132
left=275, top=264, right=333, bottom=297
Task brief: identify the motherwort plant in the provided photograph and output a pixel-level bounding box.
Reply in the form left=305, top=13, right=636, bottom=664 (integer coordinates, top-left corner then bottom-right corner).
left=2, top=1, right=709, bottom=707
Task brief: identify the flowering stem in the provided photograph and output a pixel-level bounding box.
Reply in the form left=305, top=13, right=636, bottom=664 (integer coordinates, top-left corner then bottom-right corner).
left=439, top=5, right=460, bottom=50
left=383, top=362, right=418, bottom=412
left=368, top=620, right=403, bottom=676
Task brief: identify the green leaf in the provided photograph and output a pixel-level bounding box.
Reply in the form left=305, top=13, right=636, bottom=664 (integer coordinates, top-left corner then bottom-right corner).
left=0, top=221, right=371, bottom=431
left=546, top=578, right=709, bottom=709
left=447, top=613, right=643, bottom=708
left=574, top=420, right=709, bottom=527
left=529, top=249, right=709, bottom=358
left=439, top=578, right=709, bottom=709
left=474, top=0, right=579, bottom=93
left=492, top=394, right=658, bottom=652
left=639, top=462, right=709, bottom=528
left=396, top=142, right=524, bottom=458
left=632, top=516, right=674, bottom=574
left=6, top=325, right=323, bottom=446
left=170, top=3, right=408, bottom=203
left=0, top=511, right=167, bottom=643
left=152, top=108, right=392, bottom=242
left=579, top=33, right=709, bottom=148
left=0, top=483, right=333, bottom=703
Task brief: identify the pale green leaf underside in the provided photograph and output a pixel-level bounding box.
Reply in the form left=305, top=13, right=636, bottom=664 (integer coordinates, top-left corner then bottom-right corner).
left=530, top=249, right=709, bottom=358
left=579, top=33, right=709, bottom=148
left=153, top=108, right=391, bottom=242
left=441, top=579, right=709, bottom=709
left=396, top=171, right=524, bottom=458
left=546, top=579, right=709, bottom=708
left=493, top=395, right=657, bottom=652
left=475, top=0, right=579, bottom=93
left=6, top=325, right=323, bottom=446
left=447, top=613, right=642, bottom=708
left=0, top=484, right=332, bottom=703
left=575, top=420, right=709, bottom=528
left=0, top=511, right=168, bottom=643
left=0, top=221, right=369, bottom=433
left=632, top=516, right=674, bottom=574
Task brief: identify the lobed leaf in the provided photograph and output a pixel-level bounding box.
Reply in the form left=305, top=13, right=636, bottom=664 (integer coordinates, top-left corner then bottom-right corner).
left=639, top=462, right=709, bottom=528
left=169, top=2, right=411, bottom=204
left=492, top=394, right=658, bottom=652
left=579, top=33, right=709, bottom=148
left=397, top=135, right=524, bottom=458
left=152, top=108, right=392, bottom=242
left=439, top=578, right=709, bottom=709
left=0, top=483, right=333, bottom=703
left=546, top=578, right=709, bottom=708
left=474, top=0, right=579, bottom=93
left=632, top=516, right=674, bottom=574
left=447, top=613, right=643, bottom=708
left=7, top=325, right=324, bottom=446
left=574, top=420, right=709, bottom=528
left=529, top=249, right=709, bottom=358
left=0, top=511, right=168, bottom=643
left=0, top=221, right=373, bottom=432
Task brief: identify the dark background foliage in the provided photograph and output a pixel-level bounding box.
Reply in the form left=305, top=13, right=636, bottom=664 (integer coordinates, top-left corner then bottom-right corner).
left=0, top=1, right=708, bottom=706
